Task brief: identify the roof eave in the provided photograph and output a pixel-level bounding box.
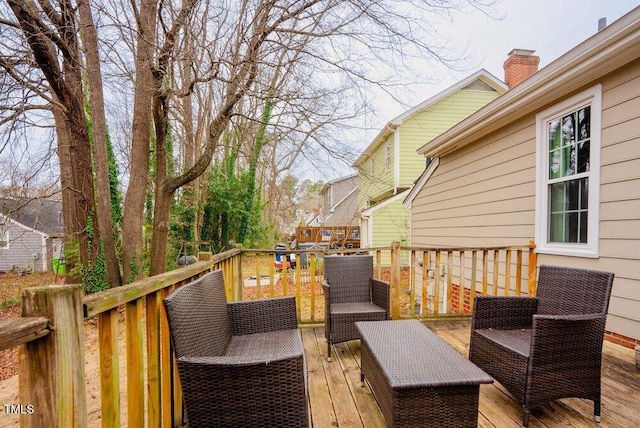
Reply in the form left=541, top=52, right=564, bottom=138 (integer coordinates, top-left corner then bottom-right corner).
left=353, top=69, right=507, bottom=167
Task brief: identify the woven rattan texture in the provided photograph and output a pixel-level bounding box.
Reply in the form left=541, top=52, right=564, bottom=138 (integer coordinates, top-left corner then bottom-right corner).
left=357, top=320, right=492, bottom=428
left=322, top=255, right=390, bottom=359
left=469, top=265, right=614, bottom=427
left=164, top=270, right=309, bottom=427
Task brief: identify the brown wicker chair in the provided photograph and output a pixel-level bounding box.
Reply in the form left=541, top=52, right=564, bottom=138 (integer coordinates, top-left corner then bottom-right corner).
left=163, top=269, right=309, bottom=427
left=322, top=254, right=390, bottom=361
left=469, top=265, right=614, bottom=427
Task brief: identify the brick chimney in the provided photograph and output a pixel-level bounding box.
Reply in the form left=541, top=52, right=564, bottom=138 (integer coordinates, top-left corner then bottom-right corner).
left=503, top=49, right=540, bottom=88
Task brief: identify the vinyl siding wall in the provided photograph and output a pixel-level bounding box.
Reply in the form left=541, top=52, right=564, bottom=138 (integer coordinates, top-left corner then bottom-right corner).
left=358, top=134, right=394, bottom=208
left=398, top=89, right=503, bottom=189
left=370, top=198, right=410, bottom=264
left=410, top=58, right=640, bottom=341
left=0, top=221, right=47, bottom=272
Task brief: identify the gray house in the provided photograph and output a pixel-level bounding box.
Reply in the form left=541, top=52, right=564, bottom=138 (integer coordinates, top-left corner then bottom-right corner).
left=0, top=197, right=64, bottom=272
left=319, top=174, right=359, bottom=227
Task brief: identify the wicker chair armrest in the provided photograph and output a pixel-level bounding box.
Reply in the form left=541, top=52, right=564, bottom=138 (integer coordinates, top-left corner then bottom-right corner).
left=370, top=278, right=390, bottom=314
left=321, top=281, right=330, bottom=303
left=472, top=296, right=538, bottom=330
left=530, top=314, right=607, bottom=368
left=228, top=296, right=298, bottom=336
left=178, top=353, right=303, bottom=367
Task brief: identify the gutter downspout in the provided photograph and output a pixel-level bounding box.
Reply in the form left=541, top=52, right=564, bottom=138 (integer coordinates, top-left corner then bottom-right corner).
left=359, top=212, right=372, bottom=248
left=394, top=126, right=400, bottom=194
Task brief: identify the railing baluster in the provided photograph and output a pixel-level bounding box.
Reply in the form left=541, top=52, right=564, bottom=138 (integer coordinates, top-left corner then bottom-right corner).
left=482, top=250, right=488, bottom=296
left=146, top=291, right=161, bottom=428
left=470, top=251, right=477, bottom=312
left=493, top=250, right=499, bottom=296
left=310, top=253, right=317, bottom=322
left=256, top=255, right=262, bottom=299
left=99, top=308, right=120, bottom=428
left=282, top=256, right=288, bottom=296
left=410, top=250, right=416, bottom=316
left=516, top=250, right=523, bottom=296
left=505, top=250, right=512, bottom=296
left=434, top=251, right=441, bottom=315
left=390, top=241, right=401, bottom=320
left=421, top=251, right=428, bottom=315
left=295, top=260, right=302, bottom=320
left=528, top=241, right=537, bottom=296
left=126, top=299, right=144, bottom=428
left=447, top=251, right=453, bottom=314
left=269, top=257, right=275, bottom=297
left=161, top=287, right=173, bottom=427
left=458, top=251, right=465, bottom=314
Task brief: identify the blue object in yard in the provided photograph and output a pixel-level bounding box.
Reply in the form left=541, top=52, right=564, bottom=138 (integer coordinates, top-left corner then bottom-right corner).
left=274, top=243, right=295, bottom=269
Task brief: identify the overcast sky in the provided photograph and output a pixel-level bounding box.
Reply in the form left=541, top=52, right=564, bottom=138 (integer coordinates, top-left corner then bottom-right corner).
left=307, top=0, right=638, bottom=181
left=390, top=0, right=638, bottom=119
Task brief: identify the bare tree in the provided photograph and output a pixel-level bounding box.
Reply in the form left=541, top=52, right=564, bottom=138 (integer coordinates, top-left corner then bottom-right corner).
left=5, top=0, right=101, bottom=277
left=2, top=0, right=497, bottom=280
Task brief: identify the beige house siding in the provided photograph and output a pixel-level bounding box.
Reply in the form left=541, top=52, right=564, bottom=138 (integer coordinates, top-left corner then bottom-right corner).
left=411, top=115, right=537, bottom=247
left=410, top=58, right=640, bottom=341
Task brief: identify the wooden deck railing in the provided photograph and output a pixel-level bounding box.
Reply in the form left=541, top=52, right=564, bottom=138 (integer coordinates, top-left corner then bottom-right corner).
left=2, top=242, right=536, bottom=427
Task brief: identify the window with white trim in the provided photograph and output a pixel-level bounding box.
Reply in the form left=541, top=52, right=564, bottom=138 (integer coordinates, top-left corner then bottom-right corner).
left=0, top=230, right=8, bottom=248
left=535, top=85, right=601, bottom=257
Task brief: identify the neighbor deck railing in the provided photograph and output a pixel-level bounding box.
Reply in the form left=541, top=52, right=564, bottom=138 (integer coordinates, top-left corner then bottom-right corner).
left=2, top=241, right=536, bottom=427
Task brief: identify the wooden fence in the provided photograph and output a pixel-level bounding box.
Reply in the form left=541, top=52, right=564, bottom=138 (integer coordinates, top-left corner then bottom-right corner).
left=1, top=242, right=536, bottom=427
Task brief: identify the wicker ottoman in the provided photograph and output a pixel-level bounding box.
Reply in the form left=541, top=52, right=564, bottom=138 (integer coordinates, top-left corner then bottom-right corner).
left=355, top=320, right=493, bottom=427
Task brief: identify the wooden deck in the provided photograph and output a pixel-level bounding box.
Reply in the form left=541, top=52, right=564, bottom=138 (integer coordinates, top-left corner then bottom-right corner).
left=302, top=319, right=640, bottom=427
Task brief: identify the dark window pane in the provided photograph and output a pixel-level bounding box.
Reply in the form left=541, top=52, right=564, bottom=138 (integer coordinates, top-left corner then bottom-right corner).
left=568, top=179, right=580, bottom=211
left=580, top=212, right=588, bottom=243
left=581, top=178, right=589, bottom=210
left=578, top=140, right=590, bottom=173
left=578, top=106, right=591, bottom=140
left=568, top=212, right=579, bottom=242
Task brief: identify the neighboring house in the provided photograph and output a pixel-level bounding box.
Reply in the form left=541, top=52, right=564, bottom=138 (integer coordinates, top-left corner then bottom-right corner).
left=405, top=7, right=640, bottom=345
left=296, top=175, right=360, bottom=247
left=354, top=70, right=508, bottom=259
left=319, top=174, right=358, bottom=227
left=0, top=197, right=64, bottom=272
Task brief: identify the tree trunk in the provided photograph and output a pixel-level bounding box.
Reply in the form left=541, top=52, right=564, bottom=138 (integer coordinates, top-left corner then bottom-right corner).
left=8, top=0, right=99, bottom=277
left=52, top=105, right=80, bottom=283
left=78, top=0, right=122, bottom=287
left=121, top=0, right=157, bottom=283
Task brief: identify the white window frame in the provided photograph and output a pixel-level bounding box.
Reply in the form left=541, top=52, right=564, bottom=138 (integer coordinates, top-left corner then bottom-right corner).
left=534, top=85, right=601, bottom=258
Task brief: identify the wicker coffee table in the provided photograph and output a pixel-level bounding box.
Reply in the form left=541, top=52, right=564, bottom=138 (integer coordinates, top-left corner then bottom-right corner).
left=355, top=319, right=493, bottom=427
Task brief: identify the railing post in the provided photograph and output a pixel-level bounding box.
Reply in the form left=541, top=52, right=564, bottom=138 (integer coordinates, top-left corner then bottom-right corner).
left=390, top=241, right=401, bottom=320
left=19, top=284, right=87, bottom=428
left=528, top=241, right=538, bottom=296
